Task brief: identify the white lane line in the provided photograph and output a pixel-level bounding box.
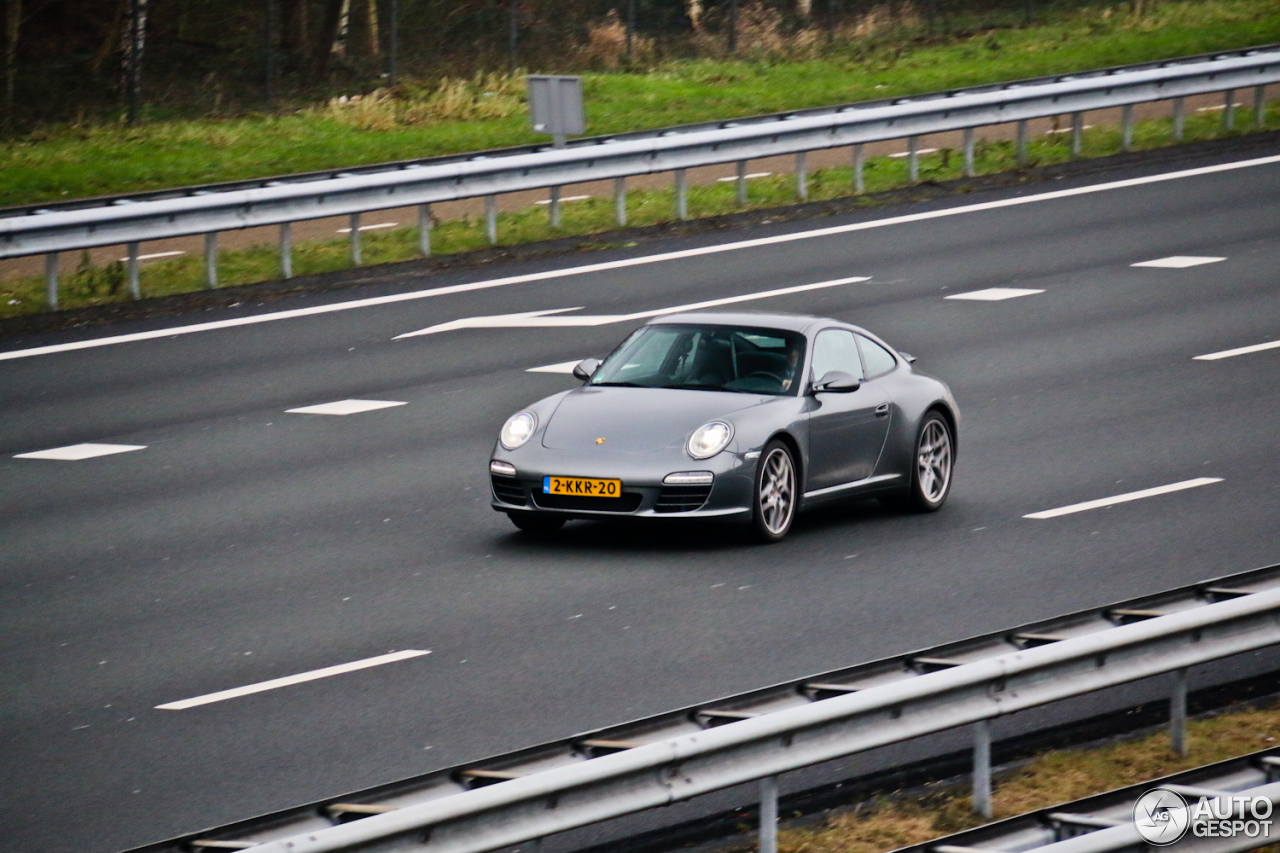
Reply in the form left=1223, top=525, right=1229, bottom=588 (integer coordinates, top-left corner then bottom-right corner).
left=889, top=148, right=939, bottom=158
left=1198, top=103, right=1244, bottom=112
left=117, top=250, right=186, bottom=262
left=15, top=443, right=147, bottom=460
left=286, top=399, right=407, bottom=415
left=396, top=276, right=871, bottom=336
left=156, top=649, right=431, bottom=710
left=1131, top=256, right=1225, bottom=269
left=4, top=154, right=1278, bottom=363
left=1023, top=477, right=1223, bottom=520
left=535, top=195, right=591, bottom=205
left=716, top=172, right=772, bottom=182
left=945, top=287, right=1044, bottom=301
left=337, top=222, right=399, bottom=233
left=1194, top=339, right=1280, bottom=361
left=1046, top=125, right=1095, bottom=134
left=527, top=360, right=584, bottom=374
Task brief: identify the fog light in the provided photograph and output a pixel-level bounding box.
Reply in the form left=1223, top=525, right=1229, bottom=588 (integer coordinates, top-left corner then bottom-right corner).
left=663, top=471, right=714, bottom=485
left=490, top=460, right=516, bottom=476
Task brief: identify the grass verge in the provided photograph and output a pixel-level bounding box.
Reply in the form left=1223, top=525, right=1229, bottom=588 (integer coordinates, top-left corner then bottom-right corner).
left=2, top=100, right=1277, bottom=323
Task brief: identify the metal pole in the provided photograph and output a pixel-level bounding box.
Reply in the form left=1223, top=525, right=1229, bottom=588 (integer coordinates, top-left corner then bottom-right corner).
left=963, top=127, right=975, bottom=177
left=907, top=135, right=919, bottom=182
left=1223, top=89, right=1236, bottom=131
left=349, top=212, right=361, bottom=266
left=759, top=776, right=778, bottom=853
left=205, top=232, right=218, bottom=288
left=796, top=151, right=808, bottom=201
left=485, top=195, right=497, bottom=244
left=126, top=241, right=141, bottom=299
left=736, top=160, right=747, bottom=206
left=549, top=186, right=561, bottom=227
left=675, top=169, right=687, bottom=221
left=614, top=177, right=626, bottom=226
left=853, top=143, right=865, bottom=193
left=279, top=222, right=292, bottom=279
left=1016, top=119, right=1029, bottom=165
left=45, top=252, right=58, bottom=310
left=1255, top=85, right=1268, bottom=127
left=1171, top=668, right=1188, bottom=757
left=973, top=719, right=993, bottom=818
left=264, top=0, right=276, bottom=107
left=1070, top=112, right=1083, bottom=157
left=1121, top=104, right=1134, bottom=151
left=388, top=0, right=399, bottom=86
left=1173, top=96, right=1185, bottom=141
left=418, top=203, right=431, bottom=256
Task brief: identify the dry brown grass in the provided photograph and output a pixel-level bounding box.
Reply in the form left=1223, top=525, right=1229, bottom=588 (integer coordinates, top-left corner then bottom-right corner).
left=577, top=10, right=655, bottom=68
left=314, top=73, right=525, bottom=130
left=767, top=702, right=1280, bottom=853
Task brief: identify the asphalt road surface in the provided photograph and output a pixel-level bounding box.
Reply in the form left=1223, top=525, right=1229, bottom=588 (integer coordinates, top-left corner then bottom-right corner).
left=2, top=147, right=1279, bottom=853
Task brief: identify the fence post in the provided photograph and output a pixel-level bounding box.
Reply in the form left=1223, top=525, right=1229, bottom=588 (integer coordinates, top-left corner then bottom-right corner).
left=485, top=195, right=498, bottom=244
left=45, top=253, right=58, bottom=310
left=1171, top=668, right=1189, bottom=757
left=796, top=151, right=808, bottom=201
left=614, top=177, right=627, bottom=226
left=759, top=776, right=779, bottom=853
left=736, top=160, right=748, bottom=206
left=675, top=169, right=687, bottom=221
left=853, top=143, right=865, bottom=193
left=963, top=127, right=975, bottom=177
left=279, top=222, right=292, bottom=279
left=549, top=185, right=562, bottom=227
left=907, top=135, right=919, bottom=182
left=1121, top=104, right=1134, bottom=151
left=1070, top=112, right=1084, bottom=157
left=973, top=719, right=993, bottom=818
left=205, top=233, right=218, bottom=289
left=127, top=242, right=141, bottom=299
left=1255, top=85, right=1268, bottom=127
left=418, top=203, right=431, bottom=256
left=1173, top=97, right=1185, bottom=141
left=1223, top=89, right=1236, bottom=131
left=1016, top=119, right=1029, bottom=165
left=349, top=213, right=362, bottom=266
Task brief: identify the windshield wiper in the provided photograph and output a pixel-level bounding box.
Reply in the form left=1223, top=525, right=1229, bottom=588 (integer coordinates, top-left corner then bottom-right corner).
left=591, top=381, right=646, bottom=387
left=664, top=383, right=750, bottom=393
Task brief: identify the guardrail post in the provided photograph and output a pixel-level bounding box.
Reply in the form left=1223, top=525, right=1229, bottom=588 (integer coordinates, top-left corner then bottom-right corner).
left=1016, top=120, right=1029, bottom=165
left=279, top=222, right=292, bottom=280
left=1173, top=97, right=1186, bottom=141
left=614, top=178, right=627, bottom=225
left=418, top=204, right=432, bottom=257
left=973, top=719, right=993, bottom=818
left=736, top=160, right=747, bottom=206
left=485, top=196, right=498, bottom=244
left=126, top=242, right=141, bottom=299
left=759, top=776, right=779, bottom=853
left=45, top=253, right=58, bottom=310
left=907, top=135, right=920, bottom=182
left=675, top=169, right=688, bottom=221
left=1171, top=668, right=1189, bottom=757
left=1255, top=85, right=1268, bottom=127
left=963, top=127, right=975, bottom=177
left=853, top=144, right=865, bottom=193
left=1070, top=112, right=1084, bottom=157
left=1223, top=89, right=1236, bottom=130
left=549, top=186, right=562, bottom=227
left=796, top=151, right=808, bottom=201
left=205, top=233, right=218, bottom=289
left=349, top=213, right=362, bottom=266
left=1121, top=104, right=1134, bottom=151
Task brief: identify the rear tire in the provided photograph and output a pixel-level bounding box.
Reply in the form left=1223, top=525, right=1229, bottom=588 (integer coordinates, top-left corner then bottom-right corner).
left=508, top=513, right=566, bottom=535
left=750, top=440, right=798, bottom=543
left=899, top=412, right=953, bottom=513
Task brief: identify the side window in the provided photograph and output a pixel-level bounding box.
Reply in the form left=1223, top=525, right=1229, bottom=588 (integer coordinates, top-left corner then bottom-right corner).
left=811, top=329, right=864, bottom=383
left=856, top=334, right=897, bottom=378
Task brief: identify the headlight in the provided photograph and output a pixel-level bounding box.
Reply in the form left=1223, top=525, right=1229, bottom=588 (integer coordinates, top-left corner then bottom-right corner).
left=500, top=412, right=537, bottom=450
left=687, top=421, right=733, bottom=459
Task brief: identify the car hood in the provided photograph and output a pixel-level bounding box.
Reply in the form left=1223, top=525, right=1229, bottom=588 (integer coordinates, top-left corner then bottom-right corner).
left=542, top=387, right=766, bottom=453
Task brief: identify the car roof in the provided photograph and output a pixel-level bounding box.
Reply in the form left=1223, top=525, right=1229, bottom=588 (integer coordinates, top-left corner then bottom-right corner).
left=643, top=311, right=840, bottom=335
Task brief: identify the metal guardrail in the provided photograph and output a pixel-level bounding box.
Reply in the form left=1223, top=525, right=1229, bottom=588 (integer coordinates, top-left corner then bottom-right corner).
left=3, top=48, right=1280, bottom=309
left=127, top=563, right=1280, bottom=853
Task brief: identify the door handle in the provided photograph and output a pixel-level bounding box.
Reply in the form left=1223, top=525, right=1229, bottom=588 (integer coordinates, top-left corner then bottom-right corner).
left=874, top=403, right=890, bottom=417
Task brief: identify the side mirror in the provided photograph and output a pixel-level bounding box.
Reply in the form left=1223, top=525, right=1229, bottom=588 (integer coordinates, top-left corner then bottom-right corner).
left=572, top=357, right=601, bottom=381
left=811, top=370, right=861, bottom=394
left=899, top=352, right=917, bottom=364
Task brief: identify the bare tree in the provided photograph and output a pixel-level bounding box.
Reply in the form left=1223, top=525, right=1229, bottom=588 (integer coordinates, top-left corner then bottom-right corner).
left=4, top=0, right=19, bottom=129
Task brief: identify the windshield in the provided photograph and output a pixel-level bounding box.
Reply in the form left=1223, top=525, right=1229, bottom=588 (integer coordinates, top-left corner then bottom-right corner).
left=590, top=324, right=807, bottom=395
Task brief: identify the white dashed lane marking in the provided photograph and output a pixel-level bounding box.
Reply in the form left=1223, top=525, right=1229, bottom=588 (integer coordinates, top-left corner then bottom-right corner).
left=889, top=148, right=939, bottom=158
left=945, top=287, right=1044, bottom=301
left=336, top=222, right=399, bottom=233
left=117, top=250, right=186, bottom=262
left=1194, top=340, right=1280, bottom=361
left=1024, top=477, right=1223, bottom=520
left=535, top=195, right=590, bottom=205
left=286, top=399, right=407, bottom=416
left=1131, top=256, right=1225, bottom=268
left=156, top=649, right=431, bottom=710
left=15, top=443, right=147, bottom=460
left=716, top=172, right=772, bottom=182
left=527, top=361, right=584, bottom=374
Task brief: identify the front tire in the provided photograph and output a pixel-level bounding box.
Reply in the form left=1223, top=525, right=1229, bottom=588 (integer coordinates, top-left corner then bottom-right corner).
left=507, top=512, right=566, bottom=535
left=902, top=412, right=953, bottom=512
left=750, top=440, right=798, bottom=543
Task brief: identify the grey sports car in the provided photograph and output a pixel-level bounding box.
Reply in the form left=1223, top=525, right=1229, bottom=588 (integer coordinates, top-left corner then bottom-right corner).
left=489, top=311, right=959, bottom=542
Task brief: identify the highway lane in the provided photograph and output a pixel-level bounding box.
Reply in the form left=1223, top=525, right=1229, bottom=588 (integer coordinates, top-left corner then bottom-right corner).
left=1, top=149, right=1279, bottom=852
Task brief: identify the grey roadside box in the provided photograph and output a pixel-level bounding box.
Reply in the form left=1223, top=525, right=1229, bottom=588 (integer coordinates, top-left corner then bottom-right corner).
left=528, top=75, right=585, bottom=147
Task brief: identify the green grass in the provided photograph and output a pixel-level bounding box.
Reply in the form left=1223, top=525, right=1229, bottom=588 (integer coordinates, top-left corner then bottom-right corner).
left=3, top=99, right=1276, bottom=322
left=1, top=0, right=1278, bottom=206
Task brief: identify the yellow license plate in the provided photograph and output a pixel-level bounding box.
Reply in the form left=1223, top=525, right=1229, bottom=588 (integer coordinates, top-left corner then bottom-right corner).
left=543, top=475, right=623, bottom=498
